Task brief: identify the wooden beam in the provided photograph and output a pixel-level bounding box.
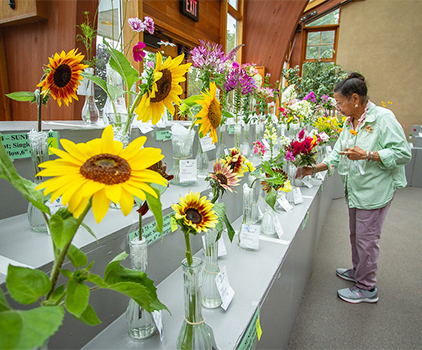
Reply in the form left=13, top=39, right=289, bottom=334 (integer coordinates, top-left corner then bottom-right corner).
left=0, top=28, right=12, bottom=121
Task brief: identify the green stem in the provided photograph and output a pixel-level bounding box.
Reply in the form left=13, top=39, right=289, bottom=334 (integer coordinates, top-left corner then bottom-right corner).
left=46, top=201, right=92, bottom=300
left=211, top=187, right=219, bottom=204
left=37, top=87, right=42, bottom=132
left=183, top=230, right=193, bottom=266
left=139, top=211, right=143, bottom=241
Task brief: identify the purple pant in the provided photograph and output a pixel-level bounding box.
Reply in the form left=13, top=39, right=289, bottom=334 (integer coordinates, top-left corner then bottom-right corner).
left=348, top=198, right=393, bottom=290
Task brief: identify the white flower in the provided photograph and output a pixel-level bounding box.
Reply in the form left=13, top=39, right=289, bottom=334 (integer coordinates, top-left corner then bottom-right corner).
left=157, top=40, right=176, bottom=47
left=281, top=85, right=297, bottom=103
left=253, top=73, right=262, bottom=88
left=291, top=99, right=312, bottom=119
left=279, top=135, right=290, bottom=146
left=319, top=132, right=330, bottom=142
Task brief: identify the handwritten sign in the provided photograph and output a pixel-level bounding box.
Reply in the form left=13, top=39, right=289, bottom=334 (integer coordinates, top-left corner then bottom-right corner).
left=155, top=130, right=171, bottom=141
left=128, top=213, right=174, bottom=245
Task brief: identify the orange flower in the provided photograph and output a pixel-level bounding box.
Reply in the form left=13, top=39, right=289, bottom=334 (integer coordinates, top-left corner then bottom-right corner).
left=349, top=130, right=358, bottom=136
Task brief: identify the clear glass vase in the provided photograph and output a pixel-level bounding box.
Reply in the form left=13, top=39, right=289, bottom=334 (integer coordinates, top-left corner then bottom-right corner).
left=125, top=236, right=157, bottom=339
left=81, top=67, right=99, bottom=125
left=169, top=124, right=196, bottom=186
left=27, top=130, right=49, bottom=233
left=176, top=257, right=217, bottom=350
left=240, top=124, right=251, bottom=157
left=238, top=183, right=254, bottom=248
left=196, top=142, right=209, bottom=175
left=215, top=125, right=227, bottom=159
left=105, top=112, right=135, bottom=147
left=201, top=228, right=222, bottom=309
left=234, top=123, right=242, bottom=149
left=285, top=161, right=296, bottom=204
left=261, top=204, right=276, bottom=236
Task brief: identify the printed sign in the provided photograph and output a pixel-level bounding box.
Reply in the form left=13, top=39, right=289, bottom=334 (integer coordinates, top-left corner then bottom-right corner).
left=180, top=0, right=199, bottom=22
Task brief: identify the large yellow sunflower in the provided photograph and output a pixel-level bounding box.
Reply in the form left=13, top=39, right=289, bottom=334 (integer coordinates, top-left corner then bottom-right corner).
left=37, top=49, right=88, bottom=107
left=135, top=52, right=191, bottom=124
left=171, top=191, right=218, bottom=234
left=194, top=82, right=221, bottom=144
left=36, top=125, right=167, bottom=223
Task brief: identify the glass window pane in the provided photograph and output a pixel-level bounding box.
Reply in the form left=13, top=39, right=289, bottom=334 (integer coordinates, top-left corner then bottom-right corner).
left=306, top=46, right=319, bottom=59
left=305, top=9, right=340, bottom=26
left=188, top=66, right=202, bottom=97
left=227, top=13, right=237, bottom=55
left=320, top=45, right=334, bottom=58
left=228, top=0, right=238, bottom=10
left=321, top=30, right=335, bottom=44
left=307, top=32, right=321, bottom=46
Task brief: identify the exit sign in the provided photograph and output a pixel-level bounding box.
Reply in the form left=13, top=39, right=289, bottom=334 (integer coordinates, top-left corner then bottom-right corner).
left=180, top=0, right=199, bottom=22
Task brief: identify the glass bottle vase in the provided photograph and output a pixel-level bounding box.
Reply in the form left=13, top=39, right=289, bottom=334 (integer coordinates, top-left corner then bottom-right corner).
left=27, top=130, right=49, bottom=233
left=196, top=142, right=209, bottom=175
left=240, top=124, right=251, bottom=157
left=125, top=236, right=157, bottom=339
left=81, top=67, right=99, bottom=125
left=176, top=257, right=217, bottom=350
left=105, top=112, right=135, bottom=147
left=215, top=125, right=227, bottom=159
left=201, top=228, right=222, bottom=309
left=169, top=125, right=196, bottom=186
left=261, top=204, right=276, bottom=236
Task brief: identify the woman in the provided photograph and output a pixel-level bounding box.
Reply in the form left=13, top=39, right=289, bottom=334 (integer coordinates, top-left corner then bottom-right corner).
left=298, top=72, right=411, bottom=304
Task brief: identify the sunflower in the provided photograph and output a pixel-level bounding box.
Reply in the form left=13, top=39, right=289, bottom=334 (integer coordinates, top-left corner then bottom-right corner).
left=171, top=191, right=218, bottom=234
left=222, top=148, right=255, bottom=177
left=36, top=125, right=167, bottom=223
left=135, top=52, right=191, bottom=124
left=37, top=49, right=88, bottom=107
left=209, top=160, right=240, bottom=193
left=194, top=82, right=222, bottom=144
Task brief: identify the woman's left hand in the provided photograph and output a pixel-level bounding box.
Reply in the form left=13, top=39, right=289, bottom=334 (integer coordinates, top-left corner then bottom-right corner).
left=339, top=146, right=366, bottom=160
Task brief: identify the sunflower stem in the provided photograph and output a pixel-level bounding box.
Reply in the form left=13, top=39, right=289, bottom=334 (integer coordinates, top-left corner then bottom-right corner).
left=37, top=87, right=42, bottom=132
left=138, top=210, right=143, bottom=241
left=183, top=230, right=193, bottom=266
left=46, top=201, right=92, bottom=300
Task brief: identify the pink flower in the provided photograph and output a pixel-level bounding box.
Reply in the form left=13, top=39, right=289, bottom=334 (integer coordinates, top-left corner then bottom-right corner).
left=133, top=41, right=146, bottom=62
left=128, top=17, right=144, bottom=32
left=285, top=150, right=295, bottom=162
left=253, top=140, right=266, bottom=155
left=143, top=16, right=155, bottom=34
left=147, top=60, right=155, bottom=69
left=298, top=129, right=305, bottom=140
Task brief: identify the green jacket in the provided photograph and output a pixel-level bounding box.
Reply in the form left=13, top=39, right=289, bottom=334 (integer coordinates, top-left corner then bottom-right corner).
left=323, top=101, right=411, bottom=209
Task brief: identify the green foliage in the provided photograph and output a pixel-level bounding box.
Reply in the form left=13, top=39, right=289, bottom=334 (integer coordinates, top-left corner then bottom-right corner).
left=76, top=11, right=98, bottom=68
left=212, top=202, right=235, bottom=242
left=145, top=188, right=164, bottom=234
left=282, top=54, right=348, bottom=102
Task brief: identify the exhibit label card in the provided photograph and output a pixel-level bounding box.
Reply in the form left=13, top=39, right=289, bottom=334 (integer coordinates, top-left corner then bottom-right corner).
left=273, top=216, right=284, bottom=239
left=151, top=311, right=164, bottom=341
left=293, top=187, right=304, bottom=204
left=199, top=134, right=215, bottom=152
left=277, top=196, right=293, bottom=212
left=239, top=224, right=260, bottom=250
left=216, top=266, right=235, bottom=311
left=155, top=129, right=171, bottom=141
left=179, top=159, right=197, bottom=182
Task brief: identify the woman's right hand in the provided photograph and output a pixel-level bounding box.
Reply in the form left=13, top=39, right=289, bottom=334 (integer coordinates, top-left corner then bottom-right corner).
left=295, top=166, right=314, bottom=178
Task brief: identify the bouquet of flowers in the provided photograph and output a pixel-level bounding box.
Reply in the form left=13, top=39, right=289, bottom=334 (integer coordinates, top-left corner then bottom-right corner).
left=285, top=129, right=321, bottom=167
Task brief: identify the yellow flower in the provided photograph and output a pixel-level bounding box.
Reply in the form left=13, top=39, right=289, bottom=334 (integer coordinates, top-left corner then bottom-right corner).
left=222, top=148, right=253, bottom=177
left=281, top=180, right=292, bottom=193
left=36, top=125, right=167, bottom=223
left=338, top=128, right=343, bottom=133
left=350, top=129, right=358, bottom=136
left=171, top=191, right=218, bottom=233
left=135, top=52, right=191, bottom=124
left=194, top=82, right=222, bottom=144
left=37, top=49, right=88, bottom=107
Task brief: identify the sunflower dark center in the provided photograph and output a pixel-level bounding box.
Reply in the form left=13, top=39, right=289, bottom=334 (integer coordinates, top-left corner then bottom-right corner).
left=216, top=173, right=228, bottom=185
left=208, top=99, right=222, bottom=128
left=80, top=153, right=131, bottom=185
left=185, top=208, right=202, bottom=224
left=54, top=64, right=72, bottom=88
left=151, top=69, right=172, bottom=103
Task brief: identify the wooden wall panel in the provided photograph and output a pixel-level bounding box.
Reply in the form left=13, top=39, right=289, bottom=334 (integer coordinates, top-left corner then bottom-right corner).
left=243, top=0, right=308, bottom=85
left=1, top=0, right=98, bottom=122
left=143, top=0, right=221, bottom=47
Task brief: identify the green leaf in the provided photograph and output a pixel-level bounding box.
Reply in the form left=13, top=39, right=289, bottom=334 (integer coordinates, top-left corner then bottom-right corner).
left=74, top=304, right=101, bottom=326
left=0, top=310, right=22, bottom=349
left=60, top=269, right=73, bottom=279
left=81, top=72, right=125, bottom=102
left=0, top=288, right=11, bottom=312
left=80, top=222, right=97, bottom=240
left=17, top=306, right=64, bottom=349
left=107, top=46, right=139, bottom=93
left=223, top=213, right=236, bottom=243
left=222, top=110, right=234, bottom=120
left=103, top=256, right=169, bottom=313
left=65, top=279, right=90, bottom=318
left=49, top=212, right=79, bottom=249
left=145, top=188, right=163, bottom=234
left=212, top=202, right=226, bottom=236
left=265, top=188, right=277, bottom=211
left=104, top=252, right=128, bottom=281
left=0, top=139, right=50, bottom=214
left=6, top=265, right=51, bottom=305
left=87, top=273, right=107, bottom=288
left=67, top=245, right=88, bottom=268
left=48, top=284, right=65, bottom=305
left=6, top=91, right=36, bottom=103
left=182, top=94, right=203, bottom=107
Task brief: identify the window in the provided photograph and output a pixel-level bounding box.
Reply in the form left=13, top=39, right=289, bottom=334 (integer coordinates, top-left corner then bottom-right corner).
left=302, top=9, right=340, bottom=68
left=222, top=0, right=243, bottom=61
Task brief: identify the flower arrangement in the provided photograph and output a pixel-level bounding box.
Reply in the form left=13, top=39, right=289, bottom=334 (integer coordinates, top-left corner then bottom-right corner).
left=313, top=115, right=343, bottom=142
left=171, top=192, right=218, bottom=266
left=285, top=129, right=321, bottom=167
left=0, top=126, right=169, bottom=349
